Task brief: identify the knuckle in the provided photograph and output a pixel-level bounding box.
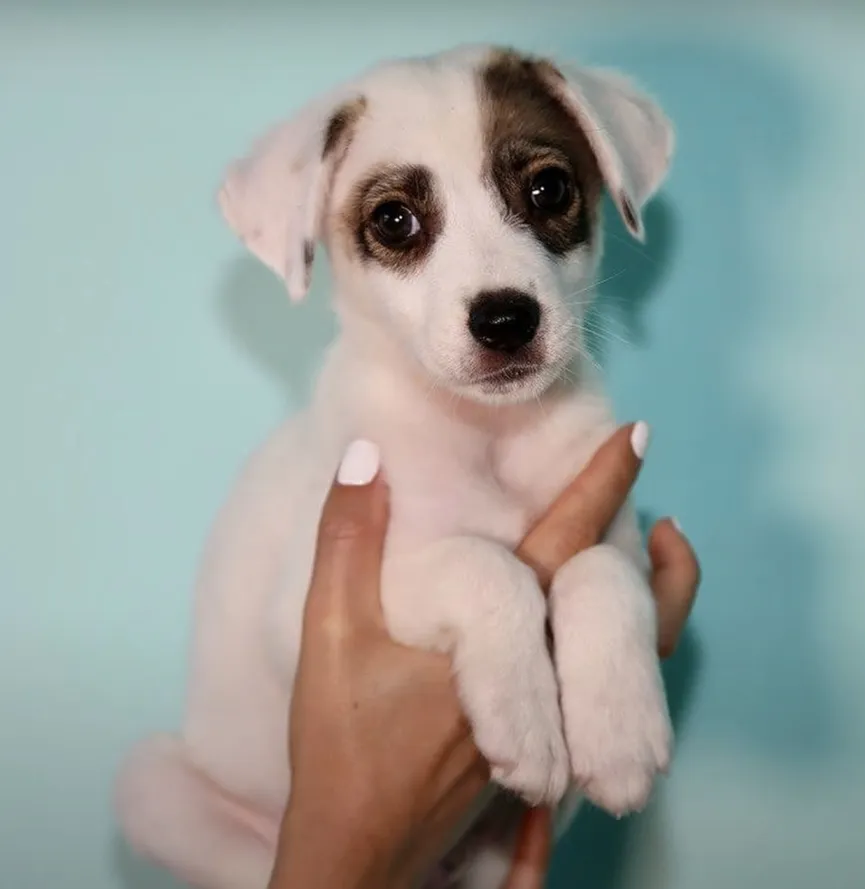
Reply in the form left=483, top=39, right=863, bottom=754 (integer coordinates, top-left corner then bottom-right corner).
left=318, top=512, right=368, bottom=543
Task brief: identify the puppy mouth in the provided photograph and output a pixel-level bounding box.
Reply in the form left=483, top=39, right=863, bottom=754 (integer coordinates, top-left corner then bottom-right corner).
left=473, top=364, right=542, bottom=387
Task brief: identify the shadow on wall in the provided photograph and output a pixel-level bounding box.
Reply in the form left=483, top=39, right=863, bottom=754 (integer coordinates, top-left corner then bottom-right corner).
left=584, top=196, right=679, bottom=367
left=549, top=33, right=831, bottom=889
left=216, top=255, right=337, bottom=409
left=549, top=165, right=701, bottom=889
left=113, top=837, right=184, bottom=889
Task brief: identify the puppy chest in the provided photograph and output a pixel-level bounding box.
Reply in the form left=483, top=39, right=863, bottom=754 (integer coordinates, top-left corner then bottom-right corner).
left=384, top=459, right=531, bottom=551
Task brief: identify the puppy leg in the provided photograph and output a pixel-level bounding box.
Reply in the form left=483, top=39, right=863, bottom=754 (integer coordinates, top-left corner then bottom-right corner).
left=115, top=734, right=277, bottom=889
left=550, top=543, right=672, bottom=816
left=443, top=825, right=522, bottom=889
left=384, top=538, right=569, bottom=806
left=421, top=793, right=524, bottom=889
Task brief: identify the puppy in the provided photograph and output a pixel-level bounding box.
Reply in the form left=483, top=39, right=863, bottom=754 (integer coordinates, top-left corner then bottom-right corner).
left=115, top=44, right=675, bottom=889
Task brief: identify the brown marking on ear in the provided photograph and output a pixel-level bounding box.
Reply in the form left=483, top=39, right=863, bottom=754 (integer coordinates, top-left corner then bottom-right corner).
left=620, top=193, right=640, bottom=234
left=478, top=48, right=603, bottom=255
left=302, top=238, right=315, bottom=289
left=338, top=163, right=444, bottom=275
left=323, top=96, right=367, bottom=158
left=295, top=97, right=366, bottom=290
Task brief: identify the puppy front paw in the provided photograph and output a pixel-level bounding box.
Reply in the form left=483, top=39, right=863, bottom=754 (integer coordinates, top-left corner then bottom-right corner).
left=454, top=568, right=569, bottom=806
left=564, top=654, right=671, bottom=816
left=478, top=654, right=570, bottom=807
left=384, top=540, right=570, bottom=807
left=552, top=544, right=673, bottom=816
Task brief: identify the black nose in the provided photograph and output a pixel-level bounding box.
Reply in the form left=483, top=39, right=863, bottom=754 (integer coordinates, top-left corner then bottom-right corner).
left=467, top=289, right=541, bottom=354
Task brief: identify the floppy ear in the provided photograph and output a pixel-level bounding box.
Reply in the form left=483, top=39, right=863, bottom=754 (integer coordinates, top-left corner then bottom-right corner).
left=217, top=89, right=366, bottom=301
left=545, top=62, right=674, bottom=242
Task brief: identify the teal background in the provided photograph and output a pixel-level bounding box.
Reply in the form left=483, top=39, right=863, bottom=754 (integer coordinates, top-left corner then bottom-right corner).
left=2, top=2, right=865, bottom=888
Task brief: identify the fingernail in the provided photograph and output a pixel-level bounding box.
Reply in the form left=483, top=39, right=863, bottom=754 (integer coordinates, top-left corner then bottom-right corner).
left=670, top=517, right=683, bottom=534
left=630, top=421, right=651, bottom=459
left=337, top=440, right=380, bottom=485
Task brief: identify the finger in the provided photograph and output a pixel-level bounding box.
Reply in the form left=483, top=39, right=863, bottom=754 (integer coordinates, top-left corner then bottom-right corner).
left=305, top=440, right=390, bottom=629
left=517, top=422, right=649, bottom=590
left=502, top=807, right=554, bottom=889
left=648, top=518, right=700, bottom=659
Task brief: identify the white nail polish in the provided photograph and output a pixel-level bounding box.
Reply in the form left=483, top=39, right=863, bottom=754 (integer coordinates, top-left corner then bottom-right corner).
left=630, top=421, right=651, bottom=459
left=337, top=440, right=380, bottom=486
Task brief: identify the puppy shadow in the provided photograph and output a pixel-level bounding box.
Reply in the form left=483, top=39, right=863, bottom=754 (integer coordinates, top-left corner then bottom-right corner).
left=585, top=196, right=678, bottom=368
left=547, top=27, right=839, bottom=889
left=215, top=254, right=337, bottom=405
left=112, top=835, right=183, bottom=889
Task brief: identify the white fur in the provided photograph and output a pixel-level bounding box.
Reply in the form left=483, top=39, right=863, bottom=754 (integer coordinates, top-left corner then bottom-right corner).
left=115, top=45, right=674, bottom=889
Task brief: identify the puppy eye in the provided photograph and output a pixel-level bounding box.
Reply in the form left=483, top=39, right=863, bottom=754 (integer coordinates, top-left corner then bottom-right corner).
left=371, top=201, right=421, bottom=247
left=528, top=167, right=574, bottom=214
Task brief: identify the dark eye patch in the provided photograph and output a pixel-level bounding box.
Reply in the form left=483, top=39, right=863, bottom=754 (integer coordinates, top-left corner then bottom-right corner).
left=479, top=50, right=603, bottom=256
left=341, top=164, right=443, bottom=274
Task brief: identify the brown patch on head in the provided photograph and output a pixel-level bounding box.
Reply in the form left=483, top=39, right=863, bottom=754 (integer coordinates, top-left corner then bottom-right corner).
left=339, top=163, right=444, bottom=275
left=479, top=49, right=603, bottom=255
left=322, top=96, right=367, bottom=159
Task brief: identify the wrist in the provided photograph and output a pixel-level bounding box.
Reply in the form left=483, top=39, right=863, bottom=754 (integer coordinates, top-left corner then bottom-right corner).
left=269, top=793, right=401, bottom=889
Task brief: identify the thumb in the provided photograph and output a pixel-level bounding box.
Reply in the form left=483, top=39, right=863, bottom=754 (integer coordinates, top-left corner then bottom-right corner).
left=305, top=440, right=390, bottom=629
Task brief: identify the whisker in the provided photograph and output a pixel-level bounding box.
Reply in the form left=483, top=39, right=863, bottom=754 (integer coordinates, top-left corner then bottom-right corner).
left=446, top=387, right=460, bottom=424
left=562, top=348, right=603, bottom=379
left=602, top=228, right=660, bottom=267
left=564, top=268, right=628, bottom=304
left=421, top=372, right=442, bottom=409
left=579, top=317, right=631, bottom=349
left=591, top=268, right=630, bottom=292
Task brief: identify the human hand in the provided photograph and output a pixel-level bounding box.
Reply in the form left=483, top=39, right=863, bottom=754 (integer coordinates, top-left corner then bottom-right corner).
left=270, top=426, right=699, bottom=889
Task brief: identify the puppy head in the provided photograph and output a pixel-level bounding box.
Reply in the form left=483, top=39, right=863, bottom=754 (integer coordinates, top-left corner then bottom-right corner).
left=219, top=46, right=674, bottom=404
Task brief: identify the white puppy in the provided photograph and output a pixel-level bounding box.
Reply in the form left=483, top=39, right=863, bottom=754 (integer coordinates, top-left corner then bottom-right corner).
left=115, top=44, right=674, bottom=889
